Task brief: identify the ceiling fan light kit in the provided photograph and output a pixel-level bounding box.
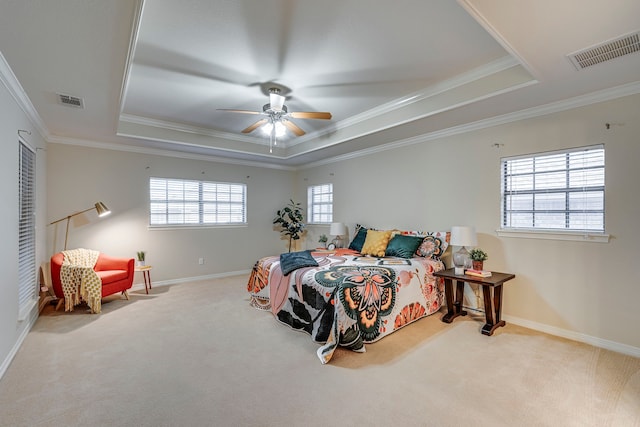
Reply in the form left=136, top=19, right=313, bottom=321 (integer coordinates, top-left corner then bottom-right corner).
left=218, top=87, right=332, bottom=153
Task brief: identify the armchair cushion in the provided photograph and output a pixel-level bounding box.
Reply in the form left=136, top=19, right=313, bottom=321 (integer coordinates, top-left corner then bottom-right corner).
left=96, top=269, right=130, bottom=284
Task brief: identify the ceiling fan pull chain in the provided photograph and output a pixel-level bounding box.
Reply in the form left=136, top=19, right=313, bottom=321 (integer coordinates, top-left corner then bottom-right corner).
left=269, top=126, right=274, bottom=153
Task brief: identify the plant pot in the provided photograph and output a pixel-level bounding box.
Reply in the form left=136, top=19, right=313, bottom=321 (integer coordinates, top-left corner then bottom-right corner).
left=472, top=260, right=484, bottom=270
left=136, top=260, right=145, bottom=267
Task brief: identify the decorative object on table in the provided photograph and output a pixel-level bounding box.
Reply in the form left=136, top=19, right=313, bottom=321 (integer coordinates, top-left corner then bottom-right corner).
left=136, top=251, right=146, bottom=266
left=318, top=233, right=328, bottom=248
left=273, top=199, right=306, bottom=252
left=329, top=222, right=347, bottom=248
left=464, top=269, right=492, bottom=278
left=469, top=248, right=488, bottom=271
left=49, top=201, right=111, bottom=250
left=450, top=226, right=477, bottom=275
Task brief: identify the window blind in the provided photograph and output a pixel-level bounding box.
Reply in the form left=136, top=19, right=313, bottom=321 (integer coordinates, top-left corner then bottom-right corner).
left=501, top=145, right=605, bottom=232
left=308, top=183, right=333, bottom=224
left=18, top=141, right=36, bottom=318
left=149, top=177, right=246, bottom=226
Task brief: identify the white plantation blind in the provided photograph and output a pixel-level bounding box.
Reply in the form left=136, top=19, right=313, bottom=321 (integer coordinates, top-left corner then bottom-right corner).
left=18, top=141, right=36, bottom=316
left=501, top=145, right=605, bottom=232
left=308, top=183, right=333, bottom=224
left=149, top=177, right=246, bottom=226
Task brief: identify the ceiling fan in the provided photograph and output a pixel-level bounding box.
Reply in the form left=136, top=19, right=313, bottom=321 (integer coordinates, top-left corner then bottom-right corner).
left=217, top=88, right=332, bottom=152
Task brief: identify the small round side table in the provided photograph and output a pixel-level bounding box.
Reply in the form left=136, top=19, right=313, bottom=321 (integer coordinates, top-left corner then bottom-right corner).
left=135, top=265, right=153, bottom=294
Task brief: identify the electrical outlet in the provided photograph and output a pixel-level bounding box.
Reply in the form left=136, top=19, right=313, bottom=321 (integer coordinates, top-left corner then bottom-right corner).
left=198, top=257, right=204, bottom=265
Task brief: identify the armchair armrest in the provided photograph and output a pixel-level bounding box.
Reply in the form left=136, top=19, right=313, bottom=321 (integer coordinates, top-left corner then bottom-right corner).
left=95, top=254, right=134, bottom=272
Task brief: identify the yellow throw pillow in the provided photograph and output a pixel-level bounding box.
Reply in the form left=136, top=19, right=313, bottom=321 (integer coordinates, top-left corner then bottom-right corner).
left=360, top=230, right=392, bottom=257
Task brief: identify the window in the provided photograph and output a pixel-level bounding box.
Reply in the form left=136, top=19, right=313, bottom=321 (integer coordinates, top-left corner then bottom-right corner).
left=18, top=141, right=36, bottom=319
left=149, top=177, right=246, bottom=226
left=307, top=183, right=333, bottom=224
left=501, top=145, right=605, bottom=233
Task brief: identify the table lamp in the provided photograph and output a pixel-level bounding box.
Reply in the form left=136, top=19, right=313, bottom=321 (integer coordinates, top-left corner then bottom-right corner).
left=329, top=222, right=347, bottom=248
left=450, top=225, right=477, bottom=275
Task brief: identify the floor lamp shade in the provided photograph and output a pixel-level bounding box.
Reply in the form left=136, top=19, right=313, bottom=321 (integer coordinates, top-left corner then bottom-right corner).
left=49, top=201, right=111, bottom=250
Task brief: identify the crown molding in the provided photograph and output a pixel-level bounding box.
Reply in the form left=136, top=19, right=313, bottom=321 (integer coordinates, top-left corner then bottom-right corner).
left=0, top=51, right=49, bottom=140
left=47, top=135, right=296, bottom=171
left=301, top=80, right=640, bottom=169
left=288, top=56, right=521, bottom=149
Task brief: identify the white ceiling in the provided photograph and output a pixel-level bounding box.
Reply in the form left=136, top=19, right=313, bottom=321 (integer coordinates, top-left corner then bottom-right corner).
left=1, top=0, right=639, bottom=167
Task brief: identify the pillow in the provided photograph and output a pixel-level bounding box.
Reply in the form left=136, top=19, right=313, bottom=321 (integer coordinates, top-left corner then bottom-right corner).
left=348, top=224, right=368, bottom=252
left=279, top=250, right=319, bottom=276
left=360, top=230, right=392, bottom=257
left=416, top=231, right=450, bottom=259
left=385, top=234, right=425, bottom=259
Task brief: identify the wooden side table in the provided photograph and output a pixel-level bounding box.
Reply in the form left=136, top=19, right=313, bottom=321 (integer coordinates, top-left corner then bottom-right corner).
left=135, top=265, right=153, bottom=294
left=434, top=268, right=516, bottom=336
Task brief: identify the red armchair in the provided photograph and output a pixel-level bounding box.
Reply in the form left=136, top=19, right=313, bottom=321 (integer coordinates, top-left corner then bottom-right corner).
left=50, top=252, right=135, bottom=310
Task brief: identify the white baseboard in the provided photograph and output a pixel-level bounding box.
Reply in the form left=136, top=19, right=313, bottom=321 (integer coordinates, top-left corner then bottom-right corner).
left=0, top=305, right=39, bottom=381
left=503, top=314, right=640, bottom=358
left=129, top=269, right=251, bottom=293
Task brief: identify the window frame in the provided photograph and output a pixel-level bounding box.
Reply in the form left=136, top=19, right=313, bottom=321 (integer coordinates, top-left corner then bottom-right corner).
left=149, top=177, right=247, bottom=228
left=307, top=183, right=333, bottom=225
left=498, top=145, right=609, bottom=242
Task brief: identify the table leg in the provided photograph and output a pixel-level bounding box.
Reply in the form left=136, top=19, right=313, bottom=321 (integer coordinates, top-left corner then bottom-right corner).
left=481, top=284, right=506, bottom=335
left=143, top=271, right=151, bottom=294
left=442, top=278, right=467, bottom=323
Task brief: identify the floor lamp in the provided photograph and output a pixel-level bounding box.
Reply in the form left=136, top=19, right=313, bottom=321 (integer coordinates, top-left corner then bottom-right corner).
left=49, top=202, right=111, bottom=250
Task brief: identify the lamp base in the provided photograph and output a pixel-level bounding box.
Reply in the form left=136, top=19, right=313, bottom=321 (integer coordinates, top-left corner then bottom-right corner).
left=454, top=266, right=465, bottom=275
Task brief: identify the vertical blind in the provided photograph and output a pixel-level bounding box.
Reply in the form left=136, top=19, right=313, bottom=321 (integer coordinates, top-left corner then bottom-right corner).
left=149, top=177, right=246, bottom=225
left=501, top=145, right=605, bottom=232
left=308, top=183, right=333, bottom=224
left=18, top=141, right=36, bottom=316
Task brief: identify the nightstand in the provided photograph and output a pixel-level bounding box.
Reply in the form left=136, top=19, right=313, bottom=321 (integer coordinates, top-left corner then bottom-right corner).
left=433, top=268, right=516, bottom=336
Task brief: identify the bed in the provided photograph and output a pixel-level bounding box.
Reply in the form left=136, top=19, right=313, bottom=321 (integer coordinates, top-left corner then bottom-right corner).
left=247, top=227, right=449, bottom=363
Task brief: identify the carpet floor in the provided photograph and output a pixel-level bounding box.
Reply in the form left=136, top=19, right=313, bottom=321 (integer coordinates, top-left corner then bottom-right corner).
left=0, top=275, right=638, bottom=426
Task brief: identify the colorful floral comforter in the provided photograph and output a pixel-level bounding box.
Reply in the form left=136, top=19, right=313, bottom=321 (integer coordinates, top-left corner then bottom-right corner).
left=247, top=250, right=445, bottom=364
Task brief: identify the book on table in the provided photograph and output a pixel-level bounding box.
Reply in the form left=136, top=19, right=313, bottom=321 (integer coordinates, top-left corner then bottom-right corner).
left=465, top=269, right=492, bottom=278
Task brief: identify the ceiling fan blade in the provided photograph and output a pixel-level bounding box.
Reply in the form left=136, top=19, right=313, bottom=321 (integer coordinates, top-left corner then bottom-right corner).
left=289, top=111, right=332, bottom=120
left=217, top=109, right=261, bottom=115
left=282, top=120, right=306, bottom=137
left=242, top=119, right=268, bottom=134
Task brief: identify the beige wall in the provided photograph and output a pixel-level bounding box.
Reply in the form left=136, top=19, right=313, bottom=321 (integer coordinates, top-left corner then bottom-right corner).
left=296, top=93, right=640, bottom=352
left=46, top=145, right=295, bottom=282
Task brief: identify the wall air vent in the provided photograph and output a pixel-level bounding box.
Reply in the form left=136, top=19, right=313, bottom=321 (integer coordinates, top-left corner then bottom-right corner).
left=568, top=31, right=640, bottom=70
left=56, top=93, right=84, bottom=108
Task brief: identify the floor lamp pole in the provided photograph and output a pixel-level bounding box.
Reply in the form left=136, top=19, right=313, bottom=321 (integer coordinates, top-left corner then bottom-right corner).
left=50, top=203, right=109, bottom=251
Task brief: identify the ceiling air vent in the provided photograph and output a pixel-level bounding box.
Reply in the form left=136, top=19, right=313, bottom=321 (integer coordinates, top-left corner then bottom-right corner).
left=56, top=93, right=84, bottom=108
left=568, top=31, right=640, bottom=70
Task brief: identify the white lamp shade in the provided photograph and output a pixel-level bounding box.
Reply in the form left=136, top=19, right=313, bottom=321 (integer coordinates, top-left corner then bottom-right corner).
left=330, top=222, right=347, bottom=236
left=450, top=226, right=477, bottom=247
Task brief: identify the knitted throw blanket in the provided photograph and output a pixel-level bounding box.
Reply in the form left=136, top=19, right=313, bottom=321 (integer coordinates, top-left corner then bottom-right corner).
left=60, top=248, right=102, bottom=313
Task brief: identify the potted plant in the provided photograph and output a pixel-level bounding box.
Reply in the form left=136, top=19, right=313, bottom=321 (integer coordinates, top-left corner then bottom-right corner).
left=318, top=234, right=328, bottom=248
left=469, top=248, right=488, bottom=270
left=136, top=251, right=146, bottom=266
left=273, top=199, right=306, bottom=252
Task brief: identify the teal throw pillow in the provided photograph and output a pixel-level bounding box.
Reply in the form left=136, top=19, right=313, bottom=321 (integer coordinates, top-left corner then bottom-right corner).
left=348, top=225, right=368, bottom=252
left=385, top=234, right=424, bottom=258
left=279, top=250, right=319, bottom=276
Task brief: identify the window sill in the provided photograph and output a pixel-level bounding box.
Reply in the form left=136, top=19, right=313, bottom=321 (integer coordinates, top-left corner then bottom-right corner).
left=496, top=229, right=610, bottom=243
left=149, top=224, right=247, bottom=231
